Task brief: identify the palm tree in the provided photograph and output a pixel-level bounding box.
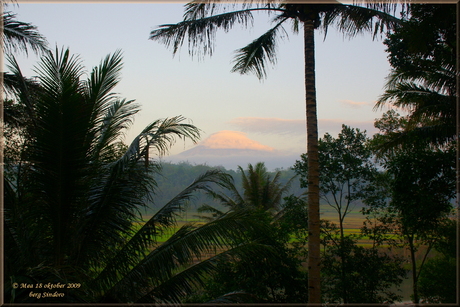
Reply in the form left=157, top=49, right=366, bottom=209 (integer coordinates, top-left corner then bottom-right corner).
left=195, top=163, right=308, bottom=303
left=149, top=1, right=400, bottom=302
left=4, top=48, right=273, bottom=303
left=199, top=162, right=295, bottom=218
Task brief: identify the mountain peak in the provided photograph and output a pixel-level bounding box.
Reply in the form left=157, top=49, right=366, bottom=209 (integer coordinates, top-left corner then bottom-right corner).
left=166, top=130, right=298, bottom=171
left=199, top=130, right=274, bottom=151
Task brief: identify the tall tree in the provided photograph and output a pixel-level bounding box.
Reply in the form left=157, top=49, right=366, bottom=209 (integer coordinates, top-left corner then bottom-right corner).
left=320, top=229, right=405, bottom=304
left=418, top=219, right=457, bottom=303
left=373, top=8, right=457, bottom=302
left=375, top=4, right=456, bottom=149
left=384, top=145, right=455, bottom=304
left=294, top=125, right=405, bottom=304
left=4, top=48, right=273, bottom=303
left=294, top=125, right=377, bottom=243
left=149, top=2, right=399, bottom=301
left=369, top=110, right=456, bottom=304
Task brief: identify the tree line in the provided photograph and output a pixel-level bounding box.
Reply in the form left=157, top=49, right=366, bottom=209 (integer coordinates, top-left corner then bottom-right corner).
left=143, top=162, right=302, bottom=217
left=3, top=1, right=456, bottom=305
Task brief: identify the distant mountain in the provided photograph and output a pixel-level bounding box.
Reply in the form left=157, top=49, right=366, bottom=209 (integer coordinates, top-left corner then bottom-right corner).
left=165, top=130, right=301, bottom=170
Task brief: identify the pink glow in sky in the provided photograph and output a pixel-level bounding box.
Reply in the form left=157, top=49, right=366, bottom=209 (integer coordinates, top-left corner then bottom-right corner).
left=199, top=131, right=275, bottom=151
left=9, top=2, right=403, bottom=168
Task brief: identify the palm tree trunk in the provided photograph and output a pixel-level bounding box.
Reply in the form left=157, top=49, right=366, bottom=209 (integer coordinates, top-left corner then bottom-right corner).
left=303, top=19, right=321, bottom=304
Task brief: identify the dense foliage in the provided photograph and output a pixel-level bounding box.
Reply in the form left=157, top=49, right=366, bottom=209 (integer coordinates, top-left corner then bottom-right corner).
left=4, top=48, right=275, bottom=304
left=376, top=4, right=456, bottom=148
left=3, top=2, right=457, bottom=304
left=186, top=163, right=309, bottom=303
left=295, top=125, right=406, bottom=304
left=372, top=4, right=457, bottom=302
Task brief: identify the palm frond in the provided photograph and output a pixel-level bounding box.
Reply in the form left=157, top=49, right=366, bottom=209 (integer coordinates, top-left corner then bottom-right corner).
left=90, top=169, right=231, bottom=295
left=183, top=1, right=218, bottom=20
left=103, top=209, right=273, bottom=303
left=136, top=242, right=274, bottom=304
left=377, top=82, right=454, bottom=129
left=196, top=204, right=225, bottom=221
left=4, top=55, right=41, bottom=127
left=73, top=159, right=156, bottom=271
left=150, top=9, right=255, bottom=58
left=20, top=48, right=95, bottom=266
left=323, top=4, right=400, bottom=40
left=374, top=125, right=455, bottom=156
left=85, top=49, right=124, bottom=114
left=122, top=116, right=201, bottom=165
left=241, top=163, right=265, bottom=207
left=207, top=188, right=244, bottom=212
left=380, top=81, right=450, bottom=105
left=77, top=116, right=202, bottom=264
left=33, top=47, right=85, bottom=100
left=231, top=18, right=288, bottom=79
left=267, top=170, right=296, bottom=211
left=92, top=98, right=140, bottom=161
left=182, top=0, right=274, bottom=20
left=202, top=169, right=245, bottom=212
left=384, top=63, right=455, bottom=97
left=2, top=11, right=48, bottom=55
left=150, top=169, right=230, bottom=227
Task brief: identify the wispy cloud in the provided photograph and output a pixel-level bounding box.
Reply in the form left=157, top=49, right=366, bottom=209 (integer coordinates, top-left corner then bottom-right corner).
left=228, top=117, right=305, bottom=135
left=319, top=119, right=377, bottom=137
left=340, top=99, right=372, bottom=108
left=228, top=116, right=378, bottom=137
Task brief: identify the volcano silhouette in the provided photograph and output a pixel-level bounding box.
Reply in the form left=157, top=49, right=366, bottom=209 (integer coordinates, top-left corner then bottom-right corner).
left=167, top=130, right=297, bottom=170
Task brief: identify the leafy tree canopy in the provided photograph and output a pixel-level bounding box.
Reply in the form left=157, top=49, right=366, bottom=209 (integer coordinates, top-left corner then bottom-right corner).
left=4, top=48, right=275, bottom=304
left=375, top=4, right=456, bottom=148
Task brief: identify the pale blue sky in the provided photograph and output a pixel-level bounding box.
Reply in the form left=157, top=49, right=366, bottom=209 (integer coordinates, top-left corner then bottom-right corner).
left=10, top=1, right=396, bottom=165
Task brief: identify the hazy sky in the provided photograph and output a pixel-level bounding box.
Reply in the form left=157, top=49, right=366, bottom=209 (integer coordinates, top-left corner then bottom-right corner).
left=9, top=1, right=398, bottom=168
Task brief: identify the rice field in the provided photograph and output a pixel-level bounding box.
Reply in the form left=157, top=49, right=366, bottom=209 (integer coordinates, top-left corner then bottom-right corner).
left=138, top=208, right=437, bottom=303
left=138, top=207, right=375, bottom=245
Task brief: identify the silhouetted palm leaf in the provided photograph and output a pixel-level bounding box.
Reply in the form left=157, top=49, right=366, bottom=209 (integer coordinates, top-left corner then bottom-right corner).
left=90, top=169, right=231, bottom=294
left=231, top=18, right=288, bottom=79
left=375, top=60, right=455, bottom=148
left=2, top=11, right=48, bottom=55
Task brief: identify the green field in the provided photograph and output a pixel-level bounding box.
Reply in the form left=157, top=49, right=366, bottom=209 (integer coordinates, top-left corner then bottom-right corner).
left=138, top=207, right=435, bottom=303
left=139, top=207, right=374, bottom=245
